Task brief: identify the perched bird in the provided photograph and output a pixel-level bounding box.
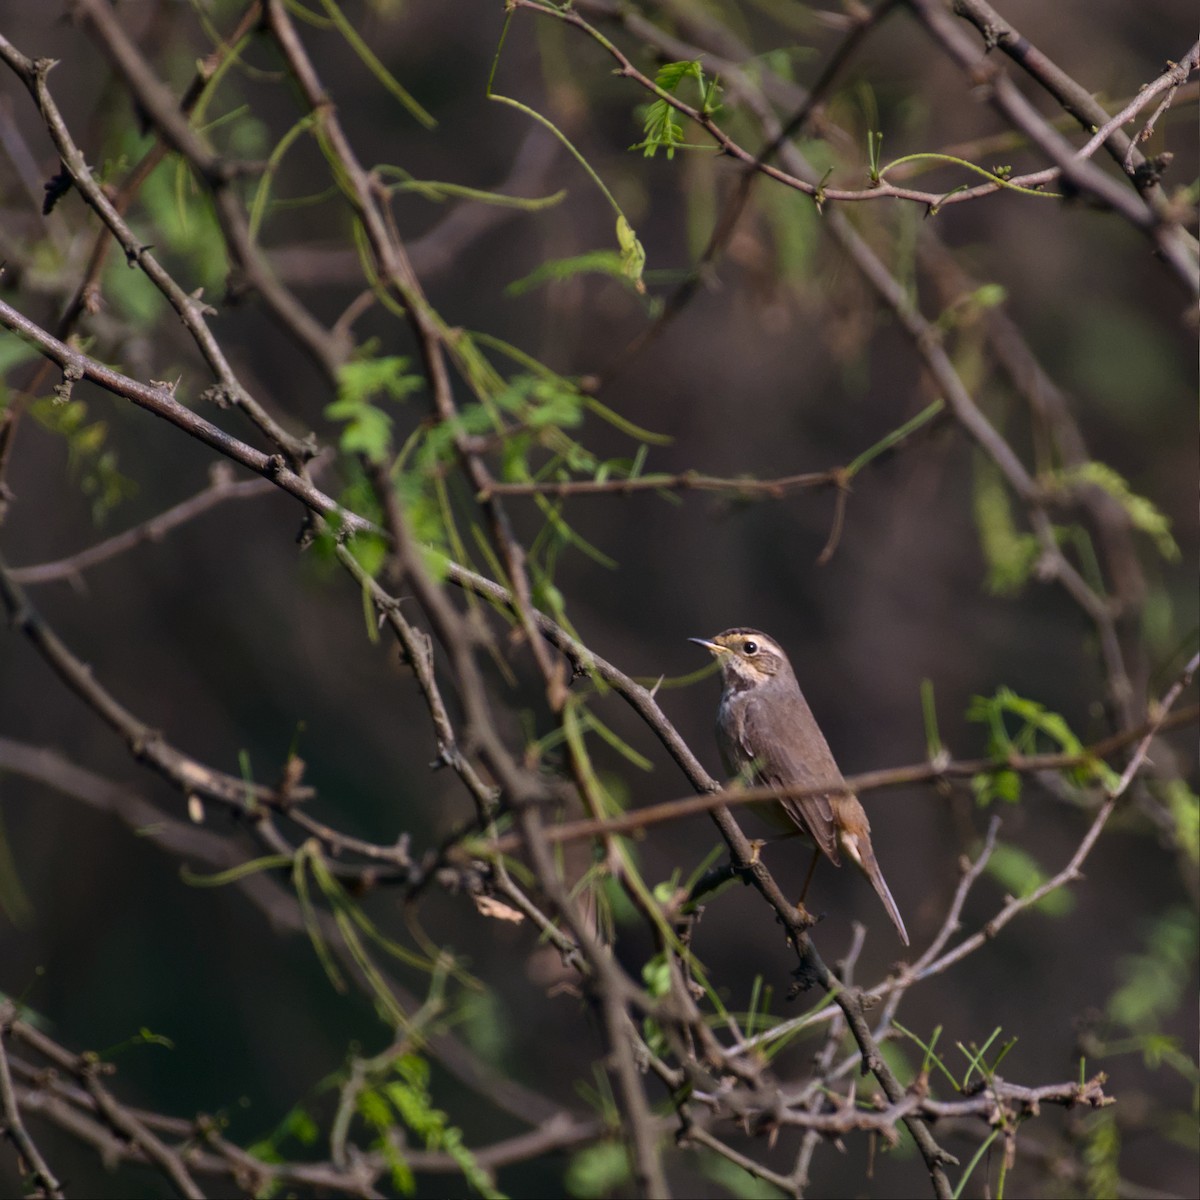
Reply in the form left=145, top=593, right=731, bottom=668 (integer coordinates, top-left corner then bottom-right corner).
left=691, top=628, right=909, bottom=945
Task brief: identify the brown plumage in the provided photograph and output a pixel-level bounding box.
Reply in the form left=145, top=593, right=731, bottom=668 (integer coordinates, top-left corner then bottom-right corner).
left=692, top=628, right=909, bottom=945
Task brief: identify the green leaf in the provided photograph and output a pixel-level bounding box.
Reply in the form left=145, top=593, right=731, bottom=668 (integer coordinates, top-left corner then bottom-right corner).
left=131, top=156, right=227, bottom=293
left=630, top=60, right=706, bottom=159
left=506, top=250, right=632, bottom=297
left=616, top=215, right=646, bottom=291
left=246, top=1102, right=320, bottom=1175
left=641, top=953, right=671, bottom=997
left=327, top=355, right=422, bottom=463
left=566, top=1141, right=631, bottom=1199
left=345, top=530, right=389, bottom=579
left=700, top=1151, right=787, bottom=1199
left=972, top=454, right=1040, bottom=594
left=337, top=355, right=424, bottom=405
left=326, top=399, right=392, bottom=461
left=971, top=766, right=1021, bottom=806
left=316, top=0, right=435, bottom=129
left=1165, top=780, right=1199, bottom=864
left=377, top=1054, right=502, bottom=1199
left=29, top=396, right=137, bottom=522
left=0, top=332, right=39, bottom=377
left=494, top=374, right=585, bottom=431
left=1054, top=461, right=1180, bottom=561
left=1083, top=1110, right=1120, bottom=1200
left=967, top=686, right=1119, bottom=802
left=375, top=165, right=566, bottom=211
left=985, top=842, right=1074, bottom=915
left=1108, top=905, right=1198, bottom=1033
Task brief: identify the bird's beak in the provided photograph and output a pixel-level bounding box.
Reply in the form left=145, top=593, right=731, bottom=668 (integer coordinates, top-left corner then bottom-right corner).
left=688, top=637, right=725, bottom=655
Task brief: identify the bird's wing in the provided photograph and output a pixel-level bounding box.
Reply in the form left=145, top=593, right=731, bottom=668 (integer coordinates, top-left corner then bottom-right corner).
left=739, top=695, right=843, bottom=864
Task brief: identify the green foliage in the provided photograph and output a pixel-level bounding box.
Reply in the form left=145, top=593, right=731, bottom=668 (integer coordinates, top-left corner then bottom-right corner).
left=93, top=1025, right=176, bottom=1060
left=641, top=951, right=671, bottom=999
left=248, top=112, right=319, bottom=241
left=375, top=164, right=566, bottom=211
left=920, top=678, right=945, bottom=762
left=877, top=151, right=1062, bottom=201
left=489, top=11, right=645, bottom=288
left=984, top=842, right=1075, bottom=915
left=961, top=1027, right=1017, bottom=1090
left=507, top=249, right=642, bottom=297
left=700, top=1151, right=786, bottom=1199
left=972, top=454, right=1040, bottom=594
left=251, top=1046, right=503, bottom=1198
left=1053, top=461, right=1181, bottom=562
left=28, top=396, right=136, bottom=522
left=866, top=128, right=884, bottom=183
left=291, top=842, right=442, bottom=1029
left=326, top=354, right=423, bottom=463
left=1164, top=779, right=1200, bottom=863
left=566, top=1140, right=632, bottom=1199
left=616, top=215, right=647, bottom=291
left=104, top=153, right=227, bottom=319
left=757, top=170, right=820, bottom=283
left=1107, top=905, right=1198, bottom=1034
left=0, top=332, right=39, bottom=378
left=631, top=60, right=718, bottom=159
left=247, top=1102, right=321, bottom=1175
left=457, top=988, right=514, bottom=1066
left=845, top=399, right=945, bottom=479
left=495, top=373, right=585, bottom=434
left=966, top=686, right=1118, bottom=804
left=360, top=1053, right=502, bottom=1199
left=1083, top=1109, right=1121, bottom=1200
left=935, top=282, right=1008, bottom=332
left=893, top=1023, right=1016, bottom=1094
left=314, top=0, right=435, bottom=129
left=741, top=974, right=776, bottom=1042
left=247, top=1106, right=319, bottom=1196
left=311, top=462, right=389, bottom=577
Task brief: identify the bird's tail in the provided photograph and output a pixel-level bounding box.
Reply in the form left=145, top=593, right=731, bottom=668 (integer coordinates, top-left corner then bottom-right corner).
left=843, top=835, right=910, bottom=946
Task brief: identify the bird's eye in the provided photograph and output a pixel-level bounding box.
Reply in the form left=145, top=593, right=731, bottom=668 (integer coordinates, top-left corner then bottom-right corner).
left=743, top=640, right=758, bottom=655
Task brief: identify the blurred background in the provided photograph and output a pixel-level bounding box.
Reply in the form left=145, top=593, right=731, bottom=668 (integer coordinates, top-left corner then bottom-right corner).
left=0, top=1, right=1196, bottom=1196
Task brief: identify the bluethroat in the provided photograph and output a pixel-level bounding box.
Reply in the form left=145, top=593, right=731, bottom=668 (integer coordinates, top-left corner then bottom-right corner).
left=691, top=628, right=909, bottom=944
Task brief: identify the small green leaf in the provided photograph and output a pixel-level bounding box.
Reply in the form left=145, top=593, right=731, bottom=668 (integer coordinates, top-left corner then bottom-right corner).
left=1164, top=780, right=1199, bottom=864
left=326, top=399, right=392, bottom=461
left=641, top=953, right=671, bottom=997
left=967, top=687, right=1119, bottom=798
left=566, top=1142, right=632, bottom=1199
left=700, top=1151, right=786, bottom=1199
left=506, top=250, right=632, bottom=297
left=616, top=216, right=646, bottom=291
left=972, top=454, right=1040, bottom=594
left=1108, top=905, right=1198, bottom=1032
left=985, top=842, right=1074, bottom=915
left=1084, top=1110, right=1120, bottom=1200
left=337, top=355, right=423, bottom=405
left=1054, top=461, right=1180, bottom=561
left=327, top=355, right=422, bottom=463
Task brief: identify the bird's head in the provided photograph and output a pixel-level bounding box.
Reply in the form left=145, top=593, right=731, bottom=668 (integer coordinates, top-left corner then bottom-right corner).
left=689, top=628, right=791, bottom=691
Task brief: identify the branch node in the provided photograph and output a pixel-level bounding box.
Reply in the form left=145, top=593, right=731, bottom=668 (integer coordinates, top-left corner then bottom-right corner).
left=52, top=361, right=84, bottom=404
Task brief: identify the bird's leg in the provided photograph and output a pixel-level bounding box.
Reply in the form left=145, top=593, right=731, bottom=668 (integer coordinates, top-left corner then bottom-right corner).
left=798, top=846, right=821, bottom=903
left=794, top=847, right=822, bottom=927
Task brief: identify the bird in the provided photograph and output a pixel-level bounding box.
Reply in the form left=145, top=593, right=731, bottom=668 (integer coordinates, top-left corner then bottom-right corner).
left=691, top=628, right=909, bottom=945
